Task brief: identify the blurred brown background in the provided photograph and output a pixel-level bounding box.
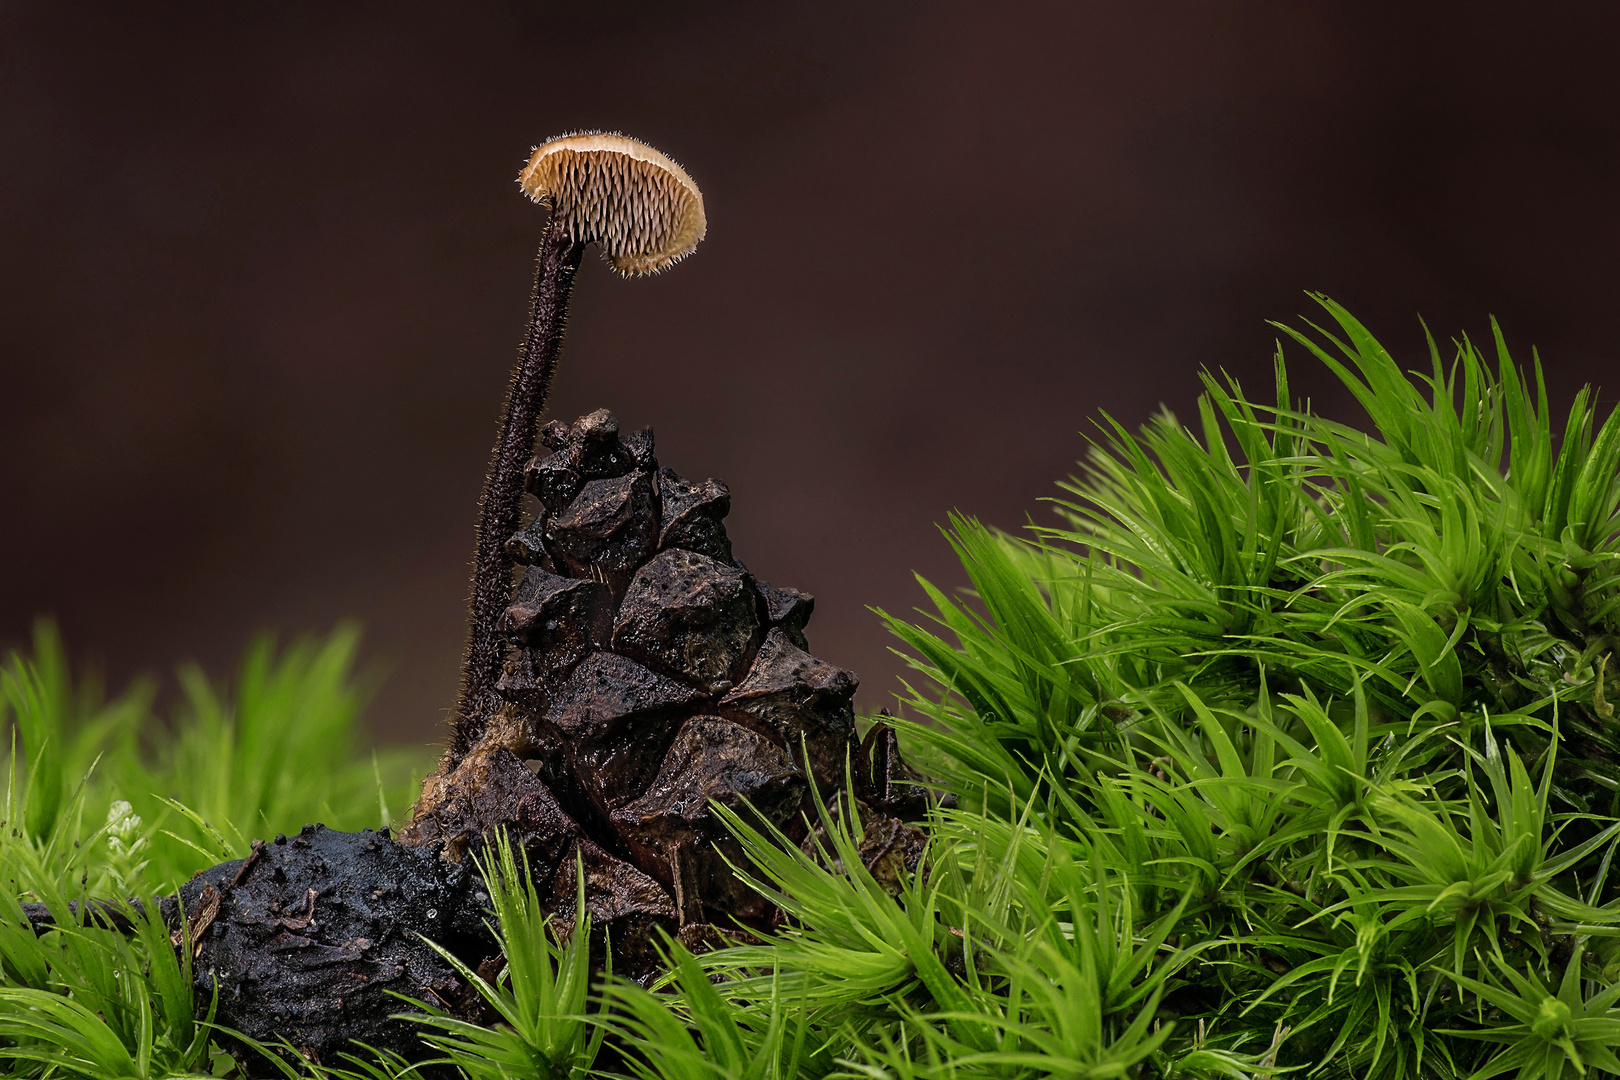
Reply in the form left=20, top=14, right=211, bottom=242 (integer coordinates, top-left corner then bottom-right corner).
left=5, top=2, right=1620, bottom=745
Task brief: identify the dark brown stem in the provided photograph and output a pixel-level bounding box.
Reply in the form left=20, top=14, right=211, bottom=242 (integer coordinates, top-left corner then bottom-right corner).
left=454, top=215, right=586, bottom=760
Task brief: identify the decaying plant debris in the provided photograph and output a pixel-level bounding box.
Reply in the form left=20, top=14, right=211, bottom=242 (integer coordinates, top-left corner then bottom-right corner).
left=22, top=410, right=930, bottom=1070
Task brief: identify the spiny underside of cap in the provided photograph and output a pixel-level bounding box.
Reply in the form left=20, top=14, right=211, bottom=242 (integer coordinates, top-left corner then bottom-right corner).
left=519, top=132, right=706, bottom=276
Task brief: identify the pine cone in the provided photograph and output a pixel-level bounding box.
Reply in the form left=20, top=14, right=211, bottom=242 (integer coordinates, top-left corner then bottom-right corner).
left=402, top=409, right=926, bottom=973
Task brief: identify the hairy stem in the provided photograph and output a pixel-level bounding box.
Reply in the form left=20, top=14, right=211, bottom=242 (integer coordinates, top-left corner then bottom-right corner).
left=455, top=215, right=585, bottom=760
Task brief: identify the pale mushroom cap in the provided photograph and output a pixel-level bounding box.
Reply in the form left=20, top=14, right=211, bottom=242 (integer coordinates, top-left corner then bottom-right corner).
left=518, top=132, right=706, bottom=276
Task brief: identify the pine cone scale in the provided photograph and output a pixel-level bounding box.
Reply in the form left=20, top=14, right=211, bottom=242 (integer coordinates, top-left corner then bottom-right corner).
left=613, top=549, right=762, bottom=689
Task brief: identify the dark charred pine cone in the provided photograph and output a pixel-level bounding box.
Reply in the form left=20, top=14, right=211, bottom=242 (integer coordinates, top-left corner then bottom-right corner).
left=402, top=409, right=928, bottom=973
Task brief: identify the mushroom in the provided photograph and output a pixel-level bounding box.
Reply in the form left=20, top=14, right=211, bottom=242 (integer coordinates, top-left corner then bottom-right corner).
left=519, top=132, right=706, bottom=275
left=457, top=133, right=706, bottom=765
